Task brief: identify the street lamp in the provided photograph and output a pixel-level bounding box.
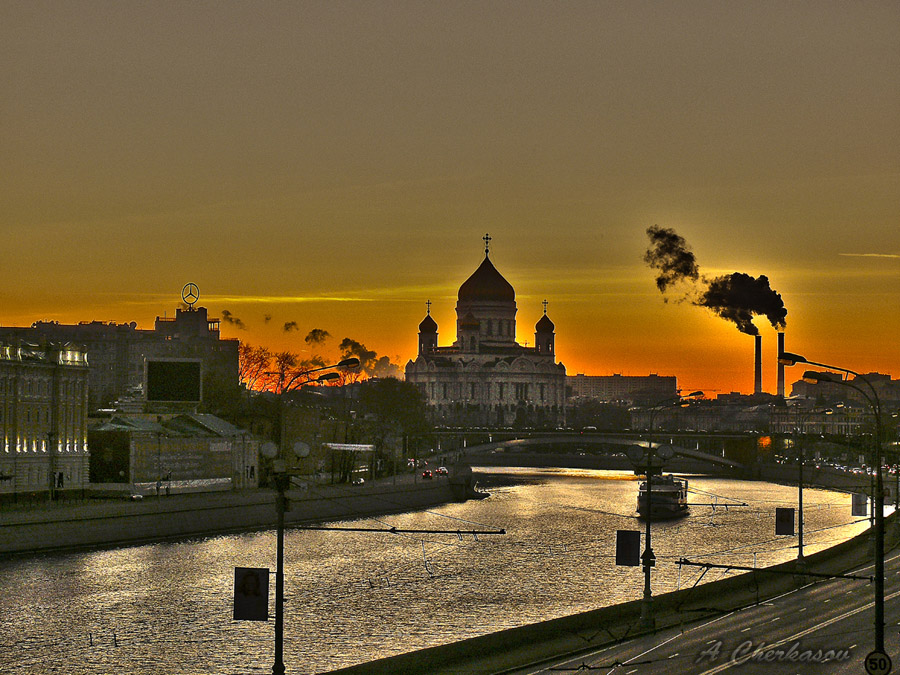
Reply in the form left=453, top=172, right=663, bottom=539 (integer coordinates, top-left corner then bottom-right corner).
left=781, top=351, right=887, bottom=655
left=788, top=404, right=832, bottom=563
left=628, top=390, right=702, bottom=630
left=261, top=357, right=359, bottom=675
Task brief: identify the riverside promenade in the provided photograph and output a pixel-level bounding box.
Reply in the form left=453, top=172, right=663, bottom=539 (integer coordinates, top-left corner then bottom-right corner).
left=0, top=474, right=457, bottom=556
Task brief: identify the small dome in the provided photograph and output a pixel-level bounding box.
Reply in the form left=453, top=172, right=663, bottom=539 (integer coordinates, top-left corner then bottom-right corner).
left=458, top=256, right=515, bottom=303
left=535, top=313, right=555, bottom=332
left=460, top=312, right=480, bottom=329
left=418, top=313, right=438, bottom=333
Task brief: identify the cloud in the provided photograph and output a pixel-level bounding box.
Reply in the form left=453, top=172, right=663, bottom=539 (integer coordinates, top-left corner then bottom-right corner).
left=839, top=253, right=900, bottom=259
left=221, top=310, right=246, bottom=329
left=283, top=321, right=299, bottom=332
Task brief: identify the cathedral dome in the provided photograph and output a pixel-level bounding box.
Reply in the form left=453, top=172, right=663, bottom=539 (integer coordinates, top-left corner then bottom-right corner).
left=535, top=313, right=555, bottom=332
left=418, top=313, right=438, bottom=333
left=458, top=256, right=515, bottom=303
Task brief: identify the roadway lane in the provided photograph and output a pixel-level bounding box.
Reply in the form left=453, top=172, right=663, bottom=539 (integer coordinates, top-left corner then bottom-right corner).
left=509, top=549, right=900, bottom=674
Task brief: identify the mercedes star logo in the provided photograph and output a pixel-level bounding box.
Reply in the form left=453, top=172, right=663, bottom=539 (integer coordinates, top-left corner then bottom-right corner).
left=182, top=283, right=200, bottom=306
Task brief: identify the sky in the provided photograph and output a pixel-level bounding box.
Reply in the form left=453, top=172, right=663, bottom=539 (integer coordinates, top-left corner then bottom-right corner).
left=2, top=1, right=898, bottom=395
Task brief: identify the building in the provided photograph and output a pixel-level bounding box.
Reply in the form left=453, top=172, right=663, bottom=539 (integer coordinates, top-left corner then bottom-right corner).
left=0, top=341, right=90, bottom=501
left=88, top=412, right=259, bottom=494
left=0, top=301, right=239, bottom=412
left=568, top=373, right=677, bottom=404
left=405, top=236, right=566, bottom=427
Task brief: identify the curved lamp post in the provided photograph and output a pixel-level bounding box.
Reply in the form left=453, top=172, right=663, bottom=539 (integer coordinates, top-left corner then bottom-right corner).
left=262, top=357, right=360, bottom=675
left=629, top=390, right=702, bottom=630
left=780, top=351, right=886, bottom=654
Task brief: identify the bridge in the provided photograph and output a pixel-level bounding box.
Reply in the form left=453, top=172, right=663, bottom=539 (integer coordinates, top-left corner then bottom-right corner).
left=441, top=432, right=747, bottom=470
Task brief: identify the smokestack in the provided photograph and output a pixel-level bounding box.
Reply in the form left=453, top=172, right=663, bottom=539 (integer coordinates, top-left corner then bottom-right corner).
left=777, top=332, right=785, bottom=397
left=754, top=334, right=762, bottom=395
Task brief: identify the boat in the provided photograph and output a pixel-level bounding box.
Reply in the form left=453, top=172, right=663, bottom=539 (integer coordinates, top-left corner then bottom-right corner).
left=637, top=474, right=689, bottom=520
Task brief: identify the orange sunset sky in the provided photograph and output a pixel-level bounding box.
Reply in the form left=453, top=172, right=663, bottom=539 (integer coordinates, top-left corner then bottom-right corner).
left=2, top=1, right=898, bottom=395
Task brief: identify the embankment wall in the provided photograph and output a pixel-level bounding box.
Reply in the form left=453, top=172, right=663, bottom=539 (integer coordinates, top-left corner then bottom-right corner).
left=0, top=481, right=457, bottom=556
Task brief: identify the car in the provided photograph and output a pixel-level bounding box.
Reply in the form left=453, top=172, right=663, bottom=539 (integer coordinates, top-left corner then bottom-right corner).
left=351, top=477, right=365, bottom=486
left=436, top=466, right=449, bottom=475
left=422, top=470, right=433, bottom=479
left=129, top=493, right=144, bottom=501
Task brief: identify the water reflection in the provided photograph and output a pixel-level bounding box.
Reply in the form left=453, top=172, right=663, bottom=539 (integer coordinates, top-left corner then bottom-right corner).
left=0, top=468, right=869, bottom=674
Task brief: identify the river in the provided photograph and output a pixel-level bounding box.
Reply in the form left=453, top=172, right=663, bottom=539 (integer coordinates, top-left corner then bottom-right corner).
left=0, top=468, right=871, bottom=674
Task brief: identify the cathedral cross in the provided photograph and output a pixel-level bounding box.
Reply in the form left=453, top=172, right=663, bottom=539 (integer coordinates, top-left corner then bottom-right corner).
left=542, top=299, right=548, bottom=315
left=483, top=233, right=491, bottom=256
left=426, top=299, right=432, bottom=315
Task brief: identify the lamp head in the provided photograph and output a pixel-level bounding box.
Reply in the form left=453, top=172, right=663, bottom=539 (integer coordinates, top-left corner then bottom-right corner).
left=316, top=372, right=340, bottom=383
left=337, top=357, right=361, bottom=369
left=802, top=370, right=841, bottom=384
left=779, top=351, right=807, bottom=366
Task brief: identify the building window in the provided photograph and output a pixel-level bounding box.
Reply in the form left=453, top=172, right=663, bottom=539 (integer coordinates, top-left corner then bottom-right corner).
left=470, top=383, right=477, bottom=399
left=486, top=319, right=492, bottom=335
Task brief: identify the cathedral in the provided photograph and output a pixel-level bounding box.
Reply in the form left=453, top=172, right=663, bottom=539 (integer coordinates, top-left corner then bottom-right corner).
left=405, top=235, right=567, bottom=427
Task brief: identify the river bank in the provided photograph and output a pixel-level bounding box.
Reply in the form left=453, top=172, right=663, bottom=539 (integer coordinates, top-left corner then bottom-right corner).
left=0, top=474, right=459, bottom=557
left=0, top=461, right=872, bottom=558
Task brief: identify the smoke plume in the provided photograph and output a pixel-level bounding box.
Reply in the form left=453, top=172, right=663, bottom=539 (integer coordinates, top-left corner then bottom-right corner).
left=221, top=310, right=246, bottom=330
left=644, top=225, right=700, bottom=292
left=283, top=321, right=299, bottom=333
left=644, top=226, right=787, bottom=335
left=305, top=328, right=331, bottom=345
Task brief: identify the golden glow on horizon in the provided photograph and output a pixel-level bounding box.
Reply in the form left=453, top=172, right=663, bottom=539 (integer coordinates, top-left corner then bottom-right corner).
left=0, top=2, right=897, bottom=395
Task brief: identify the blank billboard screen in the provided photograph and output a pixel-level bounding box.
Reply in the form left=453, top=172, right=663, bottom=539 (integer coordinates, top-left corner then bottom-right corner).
left=146, top=360, right=202, bottom=402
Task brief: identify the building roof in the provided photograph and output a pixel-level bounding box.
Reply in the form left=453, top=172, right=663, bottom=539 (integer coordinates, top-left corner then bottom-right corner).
left=535, top=313, right=555, bottom=332
left=418, top=313, right=438, bottom=333
left=457, top=255, right=515, bottom=303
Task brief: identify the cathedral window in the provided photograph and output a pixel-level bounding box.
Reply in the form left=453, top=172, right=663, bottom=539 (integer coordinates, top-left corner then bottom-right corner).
left=470, top=383, right=477, bottom=399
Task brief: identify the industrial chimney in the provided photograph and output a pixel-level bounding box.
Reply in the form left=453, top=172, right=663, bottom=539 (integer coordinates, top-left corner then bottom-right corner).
left=754, top=334, right=763, bottom=395
left=777, top=332, right=785, bottom=397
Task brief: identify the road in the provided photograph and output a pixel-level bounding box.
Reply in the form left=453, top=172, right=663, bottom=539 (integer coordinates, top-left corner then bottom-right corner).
left=509, top=548, right=900, bottom=674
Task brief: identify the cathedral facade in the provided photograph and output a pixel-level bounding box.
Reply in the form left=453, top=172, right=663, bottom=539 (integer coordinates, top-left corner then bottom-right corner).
left=405, top=236, right=567, bottom=428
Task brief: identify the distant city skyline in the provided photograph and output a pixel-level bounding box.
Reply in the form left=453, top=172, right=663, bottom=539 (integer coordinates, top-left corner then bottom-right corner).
left=2, top=2, right=897, bottom=395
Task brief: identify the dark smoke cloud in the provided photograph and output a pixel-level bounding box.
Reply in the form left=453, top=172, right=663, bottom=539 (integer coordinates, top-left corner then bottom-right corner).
left=644, top=226, right=787, bottom=335
left=283, top=321, right=299, bottom=333
left=305, top=328, right=331, bottom=345
left=700, top=273, right=787, bottom=335
left=263, top=314, right=272, bottom=323
left=644, top=225, right=700, bottom=292
left=221, top=310, right=246, bottom=330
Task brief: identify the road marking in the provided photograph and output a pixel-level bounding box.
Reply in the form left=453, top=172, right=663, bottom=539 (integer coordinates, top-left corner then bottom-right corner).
left=697, top=588, right=900, bottom=675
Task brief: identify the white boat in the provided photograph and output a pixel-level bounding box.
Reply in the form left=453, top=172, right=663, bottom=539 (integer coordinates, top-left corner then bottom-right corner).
left=637, top=474, right=689, bottom=520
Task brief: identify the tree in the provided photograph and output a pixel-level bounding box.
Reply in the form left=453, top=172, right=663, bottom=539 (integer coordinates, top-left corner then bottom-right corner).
left=358, top=378, right=429, bottom=478
left=239, top=343, right=272, bottom=391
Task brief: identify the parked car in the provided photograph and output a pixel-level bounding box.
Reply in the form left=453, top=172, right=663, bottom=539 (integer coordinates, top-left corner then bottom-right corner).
left=351, top=477, right=365, bottom=486
left=422, top=470, right=433, bottom=480
left=436, top=466, right=449, bottom=475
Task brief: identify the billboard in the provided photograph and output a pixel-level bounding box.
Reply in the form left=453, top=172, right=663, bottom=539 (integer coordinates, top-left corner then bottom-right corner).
left=145, top=358, right=202, bottom=402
